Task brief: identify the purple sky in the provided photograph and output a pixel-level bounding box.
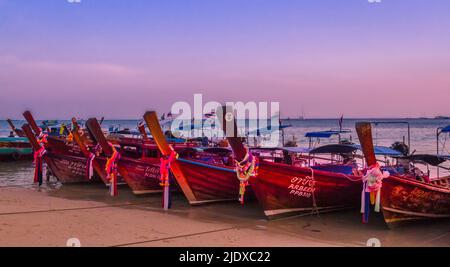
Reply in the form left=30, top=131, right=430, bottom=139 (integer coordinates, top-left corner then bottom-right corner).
left=1, top=0, right=449, bottom=119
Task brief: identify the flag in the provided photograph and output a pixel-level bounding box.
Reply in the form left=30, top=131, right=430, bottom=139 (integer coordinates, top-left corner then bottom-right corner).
left=338, top=115, right=344, bottom=131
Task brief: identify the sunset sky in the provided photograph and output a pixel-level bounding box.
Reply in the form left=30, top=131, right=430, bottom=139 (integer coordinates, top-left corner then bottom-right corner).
left=1, top=0, right=449, bottom=119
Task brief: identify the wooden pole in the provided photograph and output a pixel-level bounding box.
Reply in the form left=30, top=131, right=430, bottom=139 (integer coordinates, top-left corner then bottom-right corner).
left=217, top=106, right=247, bottom=161
left=355, top=122, right=377, bottom=167
left=23, top=111, right=41, bottom=135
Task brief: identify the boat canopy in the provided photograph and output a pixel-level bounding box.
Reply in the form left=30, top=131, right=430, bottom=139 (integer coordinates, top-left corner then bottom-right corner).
left=401, top=154, right=448, bottom=166
left=278, top=147, right=311, bottom=154
left=184, top=147, right=231, bottom=154
left=262, top=144, right=401, bottom=156
left=305, top=130, right=351, bottom=138
left=246, top=124, right=291, bottom=136
left=351, top=145, right=402, bottom=156
left=309, top=144, right=357, bottom=154
left=249, top=146, right=311, bottom=154
left=441, top=125, right=450, bottom=133
left=39, top=120, right=59, bottom=128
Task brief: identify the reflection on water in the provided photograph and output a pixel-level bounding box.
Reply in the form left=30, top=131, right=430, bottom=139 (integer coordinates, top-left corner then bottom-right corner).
left=0, top=161, right=61, bottom=190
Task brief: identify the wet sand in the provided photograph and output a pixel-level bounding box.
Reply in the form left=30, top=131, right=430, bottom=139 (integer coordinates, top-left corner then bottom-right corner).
left=0, top=183, right=449, bottom=247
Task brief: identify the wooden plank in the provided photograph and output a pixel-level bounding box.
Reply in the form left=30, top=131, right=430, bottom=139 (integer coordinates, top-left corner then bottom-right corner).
left=355, top=122, right=377, bottom=166
left=85, top=118, right=113, bottom=156
left=21, top=124, right=40, bottom=151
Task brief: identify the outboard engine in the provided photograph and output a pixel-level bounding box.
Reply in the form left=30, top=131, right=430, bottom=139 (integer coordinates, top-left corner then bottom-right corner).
left=391, top=141, right=409, bottom=156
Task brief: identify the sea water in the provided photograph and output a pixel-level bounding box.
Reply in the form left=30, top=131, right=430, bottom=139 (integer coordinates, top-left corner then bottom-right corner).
left=1, top=118, right=449, bottom=187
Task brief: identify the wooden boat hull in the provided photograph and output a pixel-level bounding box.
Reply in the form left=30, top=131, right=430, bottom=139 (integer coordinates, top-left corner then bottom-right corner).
left=0, top=137, right=33, bottom=161
left=95, top=156, right=164, bottom=194
left=144, top=111, right=249, bottom=205
left=175, top=158, right=249, bottom=204
left=249, top=161, right=362, bottom=219
left=44, top=137, right=101, bottom=183
left=381, top=176, right=450, bottom=226
left=46, top=137, right=91, bottom=183
left=44, top=153, right=99, bottom=183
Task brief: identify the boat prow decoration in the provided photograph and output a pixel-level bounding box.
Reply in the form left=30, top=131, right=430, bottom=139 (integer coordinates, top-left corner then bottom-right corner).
left=144, top=110, right=247, bottom=205
left=220, top=106, right=362, bottom=219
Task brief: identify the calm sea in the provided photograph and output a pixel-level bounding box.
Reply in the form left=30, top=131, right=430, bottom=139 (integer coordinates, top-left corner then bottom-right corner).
left=1, top=118, right=449, bottom=187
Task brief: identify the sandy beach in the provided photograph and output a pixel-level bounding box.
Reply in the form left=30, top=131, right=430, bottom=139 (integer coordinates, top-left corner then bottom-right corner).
left=0, top=183, right=448, bottom=247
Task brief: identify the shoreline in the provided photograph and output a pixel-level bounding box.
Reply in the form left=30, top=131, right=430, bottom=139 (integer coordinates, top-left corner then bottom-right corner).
left=0, top=184, right=448, bottom=247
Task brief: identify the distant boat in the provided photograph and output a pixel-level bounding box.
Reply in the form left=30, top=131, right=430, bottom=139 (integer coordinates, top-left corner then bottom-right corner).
left=435, top=116, right=450, bottom=120
left=0, top=137, right=32, bottom=161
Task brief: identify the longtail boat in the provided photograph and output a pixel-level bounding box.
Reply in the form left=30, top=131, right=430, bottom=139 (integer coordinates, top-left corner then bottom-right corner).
left=85, top=117, right=188, bottom=196
left=220, top=106, right=362, bottom=219
left=0, top=119, right=32, bottom=161
left=144, top=111, right=251, bottom=205
left=22, top=111, right=99, bottom=184
left=0, top=137, right=33, bottom=161
left=356, top=122, right=450, bottom=227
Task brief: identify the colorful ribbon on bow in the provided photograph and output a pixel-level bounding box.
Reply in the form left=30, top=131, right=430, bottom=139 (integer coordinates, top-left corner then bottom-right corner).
left=361, top=163, right=390, bottom=223
left=33, top=132, right=48, bottom=186
left=105, top=143, right=120, bottom=196
left=159, top=147, right=178, bottom=210
left=66, top=132, right=73, bottom=143
left=33, top=146, right=46, bottom=186
left=37, top=132, right=48, bottom=145
left=235, top=147, right=259, bottom=204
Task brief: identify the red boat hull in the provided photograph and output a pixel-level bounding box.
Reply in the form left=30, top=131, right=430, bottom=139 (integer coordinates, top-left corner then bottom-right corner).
left=45, top=153, right=98, bottom=183
left=95, top=156, right=164, bottom=194
left=249, top=161, right=362, bottom=219
left=175, top=158, right=249, bottom=204
left=381, top=176, right=450, bottom=226
left=44, top=137, right=100, bottom=183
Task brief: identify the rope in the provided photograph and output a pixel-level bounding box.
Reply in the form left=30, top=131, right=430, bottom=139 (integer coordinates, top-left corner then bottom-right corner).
left=307, top=167, right=320, bottom=216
